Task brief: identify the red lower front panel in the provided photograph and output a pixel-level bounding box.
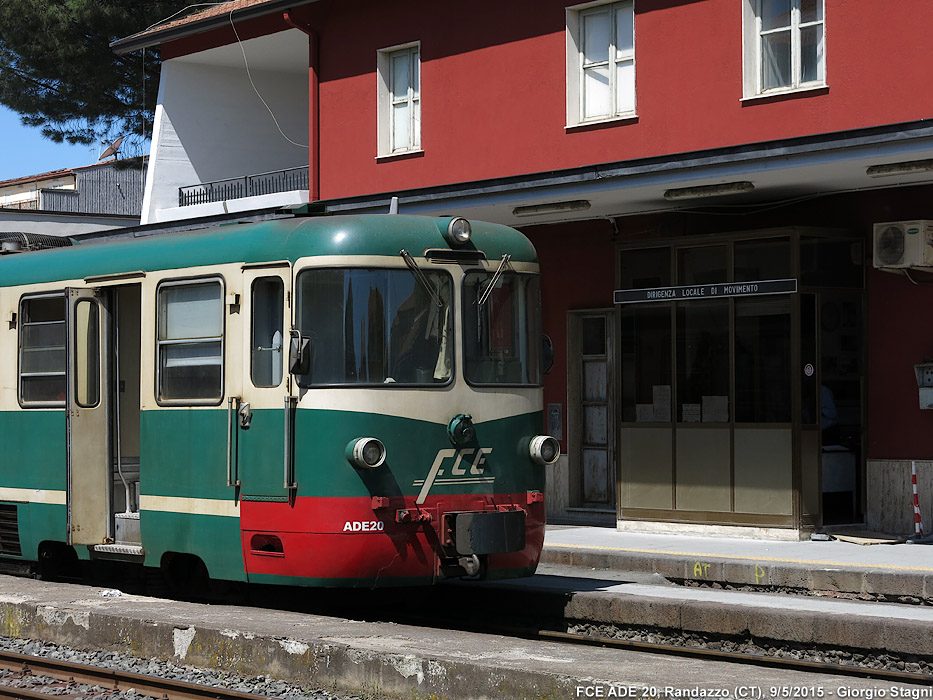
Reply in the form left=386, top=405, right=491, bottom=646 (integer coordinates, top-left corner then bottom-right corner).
left=240, top=494, right=545, bottom=583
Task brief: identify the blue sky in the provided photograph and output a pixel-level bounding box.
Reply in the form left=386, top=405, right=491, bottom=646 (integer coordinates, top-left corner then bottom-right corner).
left=0, top=105, right=101, bottom=181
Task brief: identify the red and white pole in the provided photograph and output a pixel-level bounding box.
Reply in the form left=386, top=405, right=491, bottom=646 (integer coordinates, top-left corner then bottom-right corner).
left=912, top=460, right=924, bottom=538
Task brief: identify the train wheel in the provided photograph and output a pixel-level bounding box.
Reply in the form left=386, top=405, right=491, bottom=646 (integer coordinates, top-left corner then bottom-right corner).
left=160, top=553, right=211, bottom=601
left=37, top=542, right=80, bottom=581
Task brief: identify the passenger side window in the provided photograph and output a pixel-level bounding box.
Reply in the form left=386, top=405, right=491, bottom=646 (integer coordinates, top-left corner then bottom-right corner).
left=250, top=276, right=284, bottom=388
left=156, top=279, right=224, bottom=403
left=19, top=294, right=66, bottom=406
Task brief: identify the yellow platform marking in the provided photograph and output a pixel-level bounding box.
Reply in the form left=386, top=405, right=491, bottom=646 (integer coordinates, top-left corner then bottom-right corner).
left=545, top=542, right=933, bottom=573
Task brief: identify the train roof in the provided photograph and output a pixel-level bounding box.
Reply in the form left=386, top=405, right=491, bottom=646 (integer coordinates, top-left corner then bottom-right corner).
left=0, top=215, right=537, bottom=287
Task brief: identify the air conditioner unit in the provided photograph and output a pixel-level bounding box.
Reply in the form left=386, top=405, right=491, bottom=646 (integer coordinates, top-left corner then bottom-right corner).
left=872, top=220, right=933, bottom=269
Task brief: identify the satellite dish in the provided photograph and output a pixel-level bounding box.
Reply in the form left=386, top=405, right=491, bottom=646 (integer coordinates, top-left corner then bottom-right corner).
left=98, top=135, right=125, bottom=161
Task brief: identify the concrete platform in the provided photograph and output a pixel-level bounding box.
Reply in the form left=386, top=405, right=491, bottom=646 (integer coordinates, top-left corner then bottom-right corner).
left=541, top=525, right=933, bottom=600
left=471, top=569, right=933, bottom=658
left=0, top=574, right=924, bottom=700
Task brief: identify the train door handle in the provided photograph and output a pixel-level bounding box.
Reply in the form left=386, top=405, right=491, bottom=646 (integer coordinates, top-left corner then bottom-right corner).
left=226, top=397, right=241, bottom=488
left=238, top=402, right=252, bottom=429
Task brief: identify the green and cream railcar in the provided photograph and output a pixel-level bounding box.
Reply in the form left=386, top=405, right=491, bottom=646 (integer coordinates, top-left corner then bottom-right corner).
left=0, top=215, right=557, bottom=587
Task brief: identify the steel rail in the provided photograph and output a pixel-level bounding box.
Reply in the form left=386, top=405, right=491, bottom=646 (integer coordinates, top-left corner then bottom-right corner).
left=0, top=684, right=62, bottom=700
left=0, top=649, right=273, bottom=700
left=537, top=629, right=933, bottom=685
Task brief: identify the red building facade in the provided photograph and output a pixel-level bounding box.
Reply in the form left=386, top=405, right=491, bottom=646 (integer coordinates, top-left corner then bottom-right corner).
left=116, top=0, right=933, bottom=537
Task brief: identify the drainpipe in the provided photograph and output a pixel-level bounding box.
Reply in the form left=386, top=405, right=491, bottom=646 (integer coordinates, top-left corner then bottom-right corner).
left=283, top=10, right=319, bottom=202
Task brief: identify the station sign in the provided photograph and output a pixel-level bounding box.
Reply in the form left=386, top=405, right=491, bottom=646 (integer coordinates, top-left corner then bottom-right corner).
left=614, top=278, right=798, bottom=304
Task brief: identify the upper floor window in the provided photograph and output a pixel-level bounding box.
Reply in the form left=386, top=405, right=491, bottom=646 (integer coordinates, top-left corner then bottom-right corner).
left=744, top=0, right=825, bottom=97
left=377, top=43, right=421, bottom=156
left=567, top=1, right=635, bottom=127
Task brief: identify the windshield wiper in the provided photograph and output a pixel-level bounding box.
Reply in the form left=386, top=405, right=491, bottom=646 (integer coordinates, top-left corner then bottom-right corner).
left=477, top=253, right=511, bottom=306
left=400, top=249, right=443, bottom=307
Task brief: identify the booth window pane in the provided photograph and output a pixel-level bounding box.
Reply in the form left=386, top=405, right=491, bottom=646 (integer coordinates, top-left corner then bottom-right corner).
left=582, top=316, right=606, bottom=355
left=800, top=294, right=818, bottom=425
left=801, top=237, right=863, bottom=288
left=734, top=238, right=791, bottom=282
left=621, top=304, right=672, bottom=422
left=677, top=301, right=730, bottom=422
left=620, top=248, right=670, bottom=289
left=735, top=296, right=791, bottom=422
left=678, top=246, right=728, bottom=286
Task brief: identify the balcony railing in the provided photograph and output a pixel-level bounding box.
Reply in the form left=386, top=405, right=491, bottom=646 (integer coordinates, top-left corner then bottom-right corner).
left=1, top=198, right=39, bottom=210
left=178, top=166, right=309, bottom=207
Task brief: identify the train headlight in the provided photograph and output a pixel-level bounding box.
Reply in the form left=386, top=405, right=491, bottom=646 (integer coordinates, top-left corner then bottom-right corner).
left=445, top=217, right=472, bottom=246
left=346, top=437, right=386, bottom=469
left=529, top=435, right=560, bottom=466
left=447, top=413, right=475, bottom=446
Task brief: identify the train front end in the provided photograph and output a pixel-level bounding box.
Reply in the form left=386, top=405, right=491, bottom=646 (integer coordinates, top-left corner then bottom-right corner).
left=240, top=216, right=558, bottom=587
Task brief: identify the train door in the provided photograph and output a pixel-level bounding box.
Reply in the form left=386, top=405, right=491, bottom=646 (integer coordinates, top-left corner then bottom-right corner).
left=65, top=287, right=111, bottom=545
left=110, top=284, right=142, bottom=546
left=235, top=265, right=293, bottom=501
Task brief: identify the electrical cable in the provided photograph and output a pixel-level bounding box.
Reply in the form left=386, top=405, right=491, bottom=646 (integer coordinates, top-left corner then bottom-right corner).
left=139, top=2, right=308, bottom=149
left=228, top=8, right=308, bottom=148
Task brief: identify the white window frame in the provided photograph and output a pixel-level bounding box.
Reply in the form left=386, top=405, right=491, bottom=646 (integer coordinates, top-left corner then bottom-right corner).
left=566, top=0, right=636, bottom=128
left=742, top=0, right=826, bottom=99
left=376, top=42, right=421, bottom=157
left=155, top=277, right=225, bottom=405
left=18, top=292, right=67, bottom=408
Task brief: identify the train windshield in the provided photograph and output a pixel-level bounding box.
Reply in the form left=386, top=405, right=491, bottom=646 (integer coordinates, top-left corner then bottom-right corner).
left=295, top=267, right=452, bottom=386
left=463, top=271, right=542, bottom=385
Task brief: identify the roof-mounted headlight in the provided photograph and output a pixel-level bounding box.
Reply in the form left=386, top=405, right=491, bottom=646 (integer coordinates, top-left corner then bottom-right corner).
left=346, top=437, right=386, bottom=469
left=530, top=435, right=560, bottom=466
left=445, top=217, right=472, bottom=246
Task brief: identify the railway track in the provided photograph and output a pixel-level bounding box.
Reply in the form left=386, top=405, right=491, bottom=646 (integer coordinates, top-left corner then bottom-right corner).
left=0, top=576, right=930, bottom=699
left=537, top=629, right=933, bottom=686
left=0, top=650, right=270, bottom=700
left=207, top=580, right=933, bottom=687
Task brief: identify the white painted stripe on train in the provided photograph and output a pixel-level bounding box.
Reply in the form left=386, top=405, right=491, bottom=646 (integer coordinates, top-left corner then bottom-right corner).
left=0, top=487, right=66, bottom=505
left=412, top=478, right=496, bottom=486
left=139, top=495, right=239, bottom=518
left=297, top=387, right=539, bottom=425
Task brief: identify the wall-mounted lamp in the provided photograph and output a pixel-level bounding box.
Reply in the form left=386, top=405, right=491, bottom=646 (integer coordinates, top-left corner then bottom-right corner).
left=663, top=181, right=755, bottom=201
left=512, top=199, right=591, bottom=217
left=866, top=159, right=933, bottom=178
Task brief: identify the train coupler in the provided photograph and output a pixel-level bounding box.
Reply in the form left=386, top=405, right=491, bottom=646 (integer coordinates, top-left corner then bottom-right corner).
left=440, top=554, right=483, bottom=578
left=395, top=508, right=433, bottom=524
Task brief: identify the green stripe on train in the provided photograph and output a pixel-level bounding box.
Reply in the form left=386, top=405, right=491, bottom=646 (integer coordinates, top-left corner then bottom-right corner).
left=141, top=408, right=546, bottom=499
left=140, top=409, right=232, bottom=501
left=0, top=410, right=65, bottom=491
left=139, top=510, right=245, bottom=581
left=0, top=215, right=537, bottom=287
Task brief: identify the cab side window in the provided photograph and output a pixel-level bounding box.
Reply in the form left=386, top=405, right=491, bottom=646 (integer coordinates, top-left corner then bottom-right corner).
left=250, top=276, right=284, bottom=388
